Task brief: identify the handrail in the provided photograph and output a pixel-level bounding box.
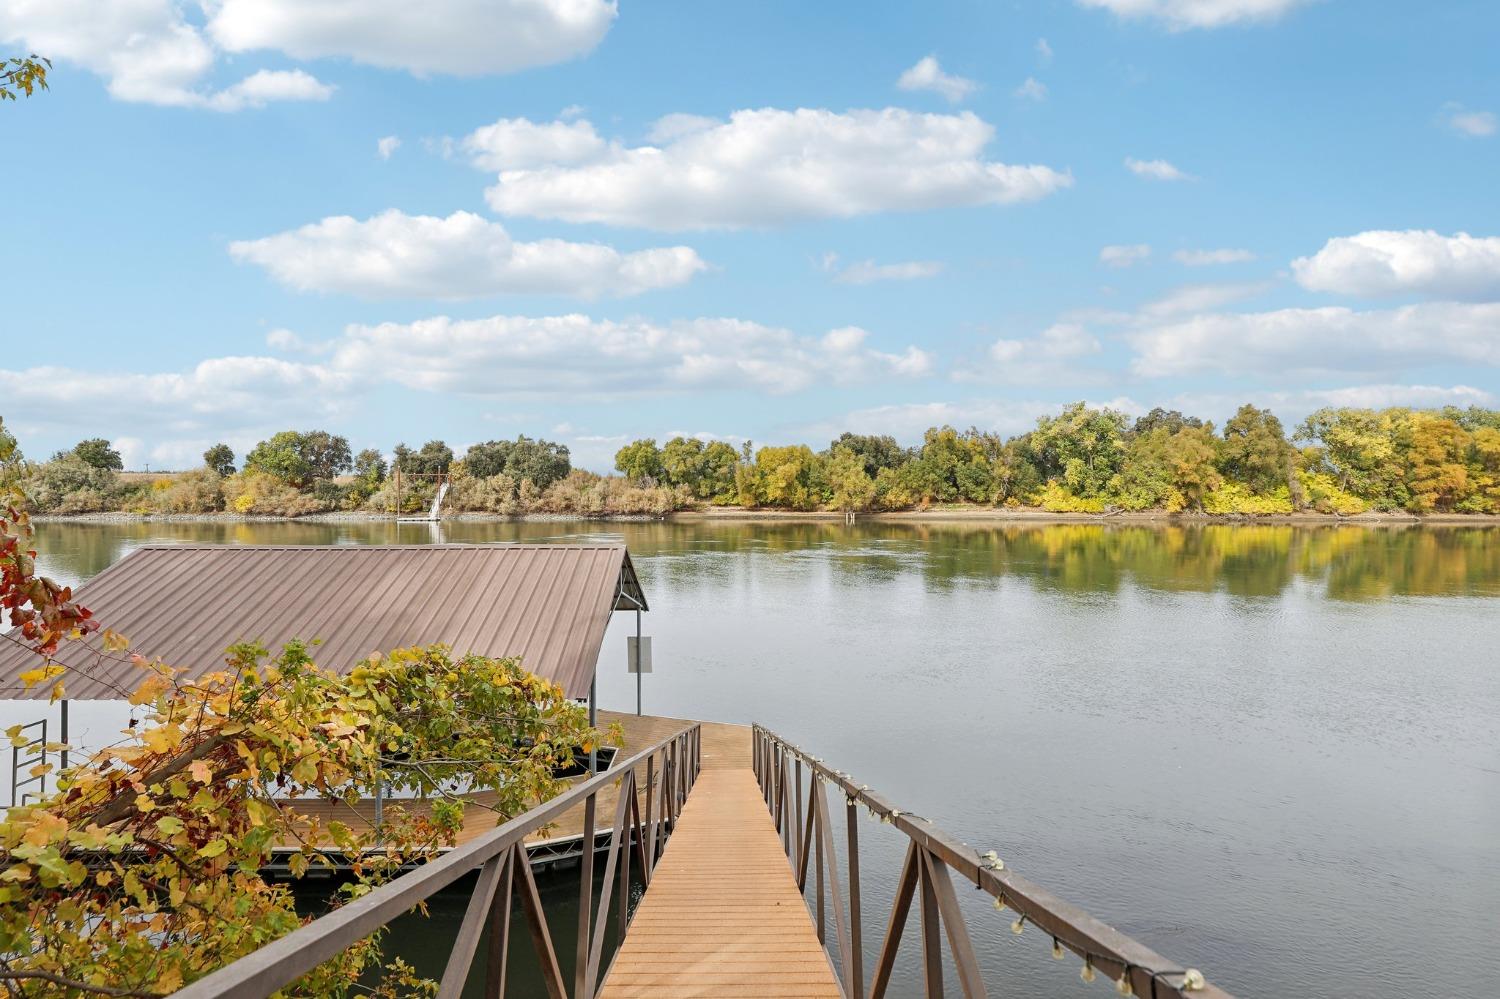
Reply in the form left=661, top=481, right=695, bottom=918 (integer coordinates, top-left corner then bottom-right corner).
left=752, top=725, right=1233, bottom=999
left=169, top=723, right=702, bottom=999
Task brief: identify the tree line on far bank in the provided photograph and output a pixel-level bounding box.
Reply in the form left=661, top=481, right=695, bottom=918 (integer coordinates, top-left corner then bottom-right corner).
left=4, top=401, right=1500, bottom=517
left=616, top=403, right=1500, bottom=515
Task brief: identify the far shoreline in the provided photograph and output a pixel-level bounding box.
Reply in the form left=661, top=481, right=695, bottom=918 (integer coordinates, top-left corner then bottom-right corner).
left=29, top=507, right=1500, bottom=527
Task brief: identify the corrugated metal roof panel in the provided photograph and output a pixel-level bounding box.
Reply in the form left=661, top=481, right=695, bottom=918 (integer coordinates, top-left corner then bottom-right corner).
left=0, top=544, right=646, bottom=701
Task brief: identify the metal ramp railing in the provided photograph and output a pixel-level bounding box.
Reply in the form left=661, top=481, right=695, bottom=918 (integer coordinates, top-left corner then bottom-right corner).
left=9, top=718, right=47, bottom=806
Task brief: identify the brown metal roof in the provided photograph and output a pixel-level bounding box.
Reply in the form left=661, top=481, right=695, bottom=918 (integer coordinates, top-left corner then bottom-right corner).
left=0, top=545, right=647, bottom=701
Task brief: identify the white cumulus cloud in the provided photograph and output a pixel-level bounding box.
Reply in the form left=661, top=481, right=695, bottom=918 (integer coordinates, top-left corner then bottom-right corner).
left=228, top=210, right=708, bottom=300
left=328, top=314, right=934, bottom=396
left=896, top=55, right=977, bottom=103
left=1125, top=157, right=1194, bottom=181
left=478, top=108, right=1072, bottom=230
left=0, top=357, right=353, bottom=438
left=205, top=68, right=333, bottom=111
left=1, top=0, right=612, bottom=107
left=1077, top=0, right=1312, bottom=30
left=377, top=135, right=401, bottom=160
left=988, top=323, right=1101, bottom=363
left=460, top=116, right=607, bottom=170
left=960, top=323, right=1106, bottom=386
left=1292, top=230, right=1500, bottom=299
left=1129, top=302, right=1500, bottom=378
left=0, top=0, right=334, bottom=109
left=1101, top=244, right=1152, bottom=268
left=206, top=0, right=617, bottom=76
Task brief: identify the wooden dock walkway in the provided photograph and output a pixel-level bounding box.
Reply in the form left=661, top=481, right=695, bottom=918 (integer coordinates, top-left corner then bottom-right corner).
left=598, top=728, right=840, bottom=997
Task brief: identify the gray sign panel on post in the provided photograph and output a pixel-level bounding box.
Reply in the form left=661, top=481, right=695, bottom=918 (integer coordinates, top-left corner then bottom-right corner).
left=627, top=636, right=653, bottom=674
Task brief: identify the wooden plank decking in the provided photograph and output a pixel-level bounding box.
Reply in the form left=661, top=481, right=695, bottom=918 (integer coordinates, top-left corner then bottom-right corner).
left=598, top=737, right=841, bottom=997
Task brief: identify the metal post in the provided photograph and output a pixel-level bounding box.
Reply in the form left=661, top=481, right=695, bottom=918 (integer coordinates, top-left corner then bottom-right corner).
left=634, top=607, right=642, bottom=716
left=588, top=677, right=598, bottom=774
left=59, top=700, right=69, bottom=773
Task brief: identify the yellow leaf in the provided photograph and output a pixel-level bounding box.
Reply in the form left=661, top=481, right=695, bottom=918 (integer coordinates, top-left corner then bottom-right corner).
left=197, top=838, right=228, bottom=859
left=188, top=759, right=212, bottom=784
left=141, top=724, right=183, bottom=753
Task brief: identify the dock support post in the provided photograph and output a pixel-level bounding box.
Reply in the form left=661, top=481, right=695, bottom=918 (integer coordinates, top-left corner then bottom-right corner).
left=634, top=608, right=642, bottom=716
left=588, top=678, right=598, bottom=774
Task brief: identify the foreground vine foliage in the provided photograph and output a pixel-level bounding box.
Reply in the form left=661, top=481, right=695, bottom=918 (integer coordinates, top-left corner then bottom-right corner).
left=1, top=494, right=606, bottom=996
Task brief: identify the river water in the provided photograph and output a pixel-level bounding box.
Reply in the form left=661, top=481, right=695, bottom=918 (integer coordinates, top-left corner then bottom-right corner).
left=17, top=519, right=1500, bottom=997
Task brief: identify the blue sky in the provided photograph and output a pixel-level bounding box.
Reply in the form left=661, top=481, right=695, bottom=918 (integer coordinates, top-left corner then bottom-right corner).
left=3, top=0, right=1499, bottom=471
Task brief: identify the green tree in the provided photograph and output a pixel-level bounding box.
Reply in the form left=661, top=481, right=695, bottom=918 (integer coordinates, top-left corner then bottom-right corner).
left=990, top=439, right=1043, bottom=504
left=392, top=443, right=413, bottom=476
left=354, top=447, right=387, bottom=484
left=828, top=433, right=910, bottom=478
left=203, top=443, right=236, bottom=477
left=1131, top=408, right=1205, bottom=436
left=1440, top=405, right=1500, bottom=432
left=1168, top=426, right=1224, bottom=510
left=1, top=54, right=49, bottom=102
left=1294, top=408, right=1401, bottom=505
left=1404, top=415, right=1472, bottom=512
left=505, top=436, right=571, bottom=488
left=23, top=455, right=118, bottom=512
left=661, top=436, right=740, bottom=498
left=1469, top=427, right=1500, bottom=512
left=0, top=417, right=21, bottom=483
left=300, top=430, right=353, bottom=480
left=244, top=432, right=311, bottom=486
left=464, top=437, right=568, bottom=487
left=696, top=442, right=740, bottom=501
left=1116, top=426, right=1222, bottom=510
left=743, top=445, right=825, bottom=509
left=465, top=440, right=513, bottom=479
left=392, top=440, right=453, bottom=478
left=1218, top=404, right=1293, bottom=495
left=908, top=426, right=994, bottom=503
left=69, top=438, right=124, bottom=471
left=615, top=439, right=664, bottom=481
left=826, top=445, right=876, bottom=512
left=661, top=436, right=706, bottom=489
left=243, top=431, right=351, bottom=487
left=1028, top=402, right=1129, bottom=498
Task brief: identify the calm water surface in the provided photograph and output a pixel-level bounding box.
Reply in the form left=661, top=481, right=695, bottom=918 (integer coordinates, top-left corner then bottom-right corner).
left=20, top=520, right=1500, bottom=998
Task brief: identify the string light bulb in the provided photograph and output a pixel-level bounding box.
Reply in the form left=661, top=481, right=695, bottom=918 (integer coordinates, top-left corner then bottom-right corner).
left=1081, top=957, right=1096, bottom=983
left=1115, top=972, right=1134, bottom=996
left=981, top=849, right=1004, bottom=870
left=1052, top=938, right=1065, bottom=960
left=1011, top=914, right=1026, bottom=935
left=1182, top=970, right=1206, bottom=991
